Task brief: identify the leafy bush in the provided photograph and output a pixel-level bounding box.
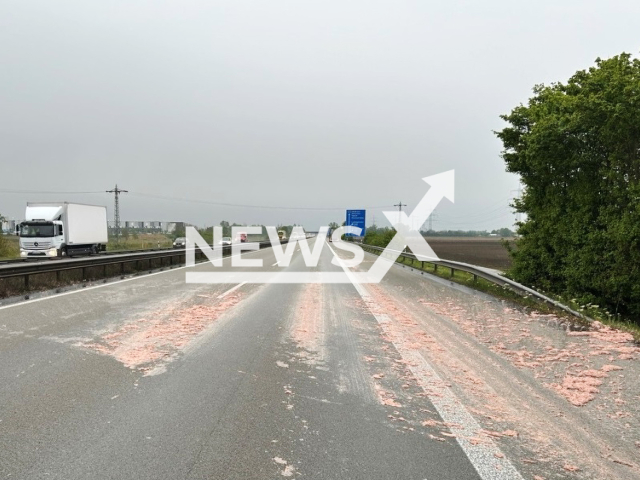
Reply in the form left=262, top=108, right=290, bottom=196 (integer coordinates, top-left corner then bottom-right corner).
left=363, top=227, right=396, bottom=247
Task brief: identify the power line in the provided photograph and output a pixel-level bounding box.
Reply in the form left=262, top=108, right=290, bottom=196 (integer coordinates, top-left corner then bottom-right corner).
left=0, top=187, right=455, bottom=215
left=440, top=211, right=513, bottom=226
left=0, top=189, right=105, bottom=194
left=437, top=207, right=511, bottom=224
left=128, top=191, right=394, bottom=211
left=440, top=201, right=511, bottom=220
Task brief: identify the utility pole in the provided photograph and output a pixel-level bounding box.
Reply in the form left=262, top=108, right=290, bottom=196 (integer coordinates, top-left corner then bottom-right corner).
left=511, top=186, right=523, bottom=224
left=394, top=201, right=406, bottom=227
left=106, top=185, right=128, bottom=241
left=428, top=212, right=438, bottom=232
left=394, top=201, right=406, bottom=213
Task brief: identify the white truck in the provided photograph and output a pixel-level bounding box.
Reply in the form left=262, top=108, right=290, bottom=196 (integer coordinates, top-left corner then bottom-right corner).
left=18, top=202, right=108, bottom=258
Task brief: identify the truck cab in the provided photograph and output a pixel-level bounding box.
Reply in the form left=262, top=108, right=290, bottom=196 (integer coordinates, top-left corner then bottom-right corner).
left=18, top=221, right=65, bottom=257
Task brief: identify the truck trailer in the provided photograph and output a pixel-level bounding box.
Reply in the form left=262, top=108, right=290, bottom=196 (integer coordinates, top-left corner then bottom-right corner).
left=18, top=202, right=108, bottom=258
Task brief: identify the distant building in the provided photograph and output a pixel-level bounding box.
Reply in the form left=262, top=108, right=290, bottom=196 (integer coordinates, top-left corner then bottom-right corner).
left=106, top=220, right=193, bottom=234
left=1, top=219, right=16, bottom=233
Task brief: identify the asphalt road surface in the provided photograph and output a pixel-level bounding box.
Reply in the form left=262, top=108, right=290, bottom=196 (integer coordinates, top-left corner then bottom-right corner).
left=0, top=238, right=630, bottom=479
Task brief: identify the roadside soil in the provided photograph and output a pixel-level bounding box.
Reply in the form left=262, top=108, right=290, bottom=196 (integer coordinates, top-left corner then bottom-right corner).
left=425, top=236, right=514, bottom=271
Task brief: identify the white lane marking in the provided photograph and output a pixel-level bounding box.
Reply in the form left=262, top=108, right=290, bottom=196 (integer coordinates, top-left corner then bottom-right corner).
left=272, top=262, right=279, bottom=267
left=326, top=243, right=524, bottom=480
left=217, top=281, right=247, bottom=299
left=0, top=247, right=269, bottom=311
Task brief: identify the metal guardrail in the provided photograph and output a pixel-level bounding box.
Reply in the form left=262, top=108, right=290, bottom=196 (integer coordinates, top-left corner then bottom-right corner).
left=0, top=245, right=209, bottom=265
left=360, top=243, right=591, bottom=323
left=1, top=238, right=588, bottom=322
left=0, top=241, right=283, bottom=291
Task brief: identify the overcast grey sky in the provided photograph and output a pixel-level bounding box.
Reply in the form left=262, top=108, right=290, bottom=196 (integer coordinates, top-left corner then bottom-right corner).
left=1, top=1, right=639, bottom=231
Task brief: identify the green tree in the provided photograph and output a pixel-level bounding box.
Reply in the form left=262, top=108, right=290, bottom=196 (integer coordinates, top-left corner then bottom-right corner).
left=173, top=223, right=186, bottom=238
left=219, top=220, right=230, bottom=237
left=276, top=224, right=294, bottom=238
left=491, top=228, right=515, bottom=237
left=363, top=227, right=396, bottom=247
left=496, top=53, right=640, bottom=317
left=197, top=228, right=213, bottom=244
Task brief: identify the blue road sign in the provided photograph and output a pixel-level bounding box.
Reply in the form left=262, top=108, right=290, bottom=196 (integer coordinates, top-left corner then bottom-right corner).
left=345, top=210, right=366, bottom=237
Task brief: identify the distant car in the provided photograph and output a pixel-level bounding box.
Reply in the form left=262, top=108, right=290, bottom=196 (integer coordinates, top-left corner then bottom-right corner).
left=219, top=237, right=232, bottom=246
left=173, top=237, right=186, bottom=249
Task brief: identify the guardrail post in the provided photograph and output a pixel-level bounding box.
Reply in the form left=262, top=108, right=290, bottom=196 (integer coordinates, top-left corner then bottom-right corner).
left=473, top=274, right=478, bottom=283
left=56, top=270, right=61, bottom=282
left=434, top=265, right=438, bottom=273
left=82, top=267, right=87, bottom=281
left=24, top=274, right=29, bottom=290
left=450, top=267, right=454, bottom=278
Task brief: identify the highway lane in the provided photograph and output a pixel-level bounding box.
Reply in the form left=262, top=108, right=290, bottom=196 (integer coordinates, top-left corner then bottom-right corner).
left=336, top=248, right=640, bottom=480
left=0, top=238, right=538, bottom=479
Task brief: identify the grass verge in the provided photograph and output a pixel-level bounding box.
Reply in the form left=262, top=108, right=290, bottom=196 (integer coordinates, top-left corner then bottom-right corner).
left=0, top=234, right=175, bottom=261
left=107, top=233, right=174, bottom=251
left=0, top=235, right=19, bottom=260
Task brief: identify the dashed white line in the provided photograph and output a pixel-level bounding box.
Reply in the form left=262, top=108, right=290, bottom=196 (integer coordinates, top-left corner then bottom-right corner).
left=217, top=281, right=247, bottom=299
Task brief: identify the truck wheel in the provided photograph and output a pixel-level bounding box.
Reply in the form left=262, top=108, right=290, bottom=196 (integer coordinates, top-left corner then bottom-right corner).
left=91, top=245, right=98, bottom=255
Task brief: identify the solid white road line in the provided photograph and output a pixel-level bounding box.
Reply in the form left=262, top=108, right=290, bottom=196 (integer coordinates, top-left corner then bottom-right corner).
left=326, top=242, right=524, bottom=480
left=217, top=281, right=247, bottom=299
